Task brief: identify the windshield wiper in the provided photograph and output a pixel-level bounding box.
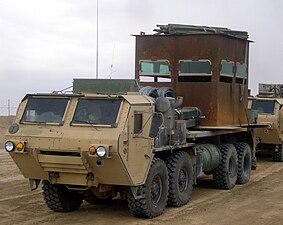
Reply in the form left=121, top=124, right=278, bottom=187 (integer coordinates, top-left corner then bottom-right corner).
left=72, top=119, right=97, bottom=125
left=24, top=120, right=47, bottom=124
left=23, top=120, right=63, bottom=125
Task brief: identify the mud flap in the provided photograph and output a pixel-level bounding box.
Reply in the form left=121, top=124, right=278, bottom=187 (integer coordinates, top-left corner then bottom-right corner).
left=29, top=179, right=41, bottom=191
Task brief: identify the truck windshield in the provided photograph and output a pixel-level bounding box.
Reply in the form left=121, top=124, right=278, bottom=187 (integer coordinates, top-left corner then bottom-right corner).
left=72, top=98, right=122, bottom=126
left=251, top=100, right=275, bottom=114
left=20, top=97, right=69, bottom=124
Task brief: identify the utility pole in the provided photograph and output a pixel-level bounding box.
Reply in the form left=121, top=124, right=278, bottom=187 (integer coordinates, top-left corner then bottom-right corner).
left=8, top=99, right=10, bottom=116
left=96, top=0, right=99, bottom=79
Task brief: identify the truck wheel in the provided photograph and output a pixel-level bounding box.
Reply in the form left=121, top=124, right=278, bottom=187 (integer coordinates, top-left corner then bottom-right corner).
left=272, top=144, right=283, bottom=162
left=42, top=180, right=83, bottom=212
left=234, top=143, right=252, bottom=184
left=127, top=158, right=168, bottom=218
left=165, top=151, right=193, bottom=207
left=213, top=144, right=238, bottom=189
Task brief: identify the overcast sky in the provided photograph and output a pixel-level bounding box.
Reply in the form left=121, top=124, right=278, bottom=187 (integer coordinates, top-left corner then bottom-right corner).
left=0, top=0, right=282, bottom=105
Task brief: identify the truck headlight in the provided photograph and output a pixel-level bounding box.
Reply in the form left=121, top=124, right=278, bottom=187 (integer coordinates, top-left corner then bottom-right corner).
left=96, top=146, right=107, bottom=157
left=5, top=141, right=15, bottom=152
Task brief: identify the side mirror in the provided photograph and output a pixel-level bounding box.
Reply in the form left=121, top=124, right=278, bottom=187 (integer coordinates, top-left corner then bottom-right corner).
left=149, top=113, right=163, bottom=138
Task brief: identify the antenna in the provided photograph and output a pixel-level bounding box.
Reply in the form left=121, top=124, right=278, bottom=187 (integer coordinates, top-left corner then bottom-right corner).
left=96, top=0, right=99, bottom=79
left=105, top=43, right=116, bottom=79
left=110, top=43, right=116, bottom=78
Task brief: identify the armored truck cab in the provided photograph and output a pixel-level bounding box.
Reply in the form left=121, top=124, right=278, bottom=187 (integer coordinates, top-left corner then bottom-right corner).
left=248, top=83, right=283, bottom=162
left=6, top=93, right=157, bottom=187
left=249, top=97, right=283, bottom=161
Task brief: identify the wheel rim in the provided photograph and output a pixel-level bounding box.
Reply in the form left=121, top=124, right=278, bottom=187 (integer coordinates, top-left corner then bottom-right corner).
left=151, top=175, right=162, bottom=205
left=228, top=156, right=237, bottom=177
left=178, top=168, right=188, bottom=192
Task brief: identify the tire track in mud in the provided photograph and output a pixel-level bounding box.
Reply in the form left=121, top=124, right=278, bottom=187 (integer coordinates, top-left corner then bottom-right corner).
left=154, top=167, right=283, bottom=225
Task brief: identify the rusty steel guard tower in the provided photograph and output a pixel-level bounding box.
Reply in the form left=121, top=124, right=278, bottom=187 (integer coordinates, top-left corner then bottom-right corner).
left=135, top=24, right=251, bottom=127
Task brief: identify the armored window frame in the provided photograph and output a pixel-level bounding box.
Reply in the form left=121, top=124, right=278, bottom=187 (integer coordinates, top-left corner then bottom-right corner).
left=179, top=60, right=212, bottom=76
left=236, top=62, right=247, bottom=84
left=251, top=100, right=275, bottom=114
left=236, top=63, right=247, bottom=78
left=134, top=113, right=143, bottom=134
left=220, top=60, right=234, bottom=83
left=71, top=98, right=123, bottom=127
left=20, top=97, right=70, bottom=125
left=178, top=59, right=212, bottom=83
left=139, top=60, right=171, bottom=77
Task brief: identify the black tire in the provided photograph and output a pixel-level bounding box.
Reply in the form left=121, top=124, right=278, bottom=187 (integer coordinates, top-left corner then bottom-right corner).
left=127, top=158, right=168, bottom=218
left=85, top=191, right=112, bottom=204
left=213, top=144, right=238, bottom=189
left=165, top=151, right=193, bottom=207
left=272, top=143, right=283, bottom=162
left=42, top=180, right=83, bottom=212
left=234, top=143, right=252, bottom=184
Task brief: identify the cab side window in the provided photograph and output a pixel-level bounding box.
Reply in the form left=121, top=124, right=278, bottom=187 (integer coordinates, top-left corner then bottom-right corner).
left=134, top=113, right=143, bottom=134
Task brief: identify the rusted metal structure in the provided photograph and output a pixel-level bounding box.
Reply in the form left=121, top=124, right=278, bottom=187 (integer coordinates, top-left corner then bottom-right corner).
left=135, top=24, right=251, bottom=127
left=258, top=83, right=283, bottom=98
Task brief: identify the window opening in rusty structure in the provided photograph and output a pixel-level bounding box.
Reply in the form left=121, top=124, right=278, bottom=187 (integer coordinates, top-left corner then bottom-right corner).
left=220, top=60, right=234, bottom=83
left=236, top=62, right=247, bottom=84
left=139, top=60, right=170, bottom=76
left=178, top=60, right=212, bottom=82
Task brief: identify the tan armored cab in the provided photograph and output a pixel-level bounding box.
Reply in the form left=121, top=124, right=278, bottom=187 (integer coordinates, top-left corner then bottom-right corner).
left=248, top=83, right=283, bottom=161
left=6, top=92, right=156, bottom=187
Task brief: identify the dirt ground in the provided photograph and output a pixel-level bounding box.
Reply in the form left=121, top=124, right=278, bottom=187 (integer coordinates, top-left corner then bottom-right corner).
left=0, top=149, right=282, bottom=225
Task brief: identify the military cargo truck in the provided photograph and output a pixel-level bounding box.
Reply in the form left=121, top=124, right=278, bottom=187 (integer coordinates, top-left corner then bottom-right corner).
left=248, top=83, right=283, bottom=162
left=5, top=24, right=256, bottom=218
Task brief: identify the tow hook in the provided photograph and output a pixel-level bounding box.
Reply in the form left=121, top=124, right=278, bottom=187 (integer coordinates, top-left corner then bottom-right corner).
left=48, top=172, right=59, bottom=184
left=86, top=172, right=98, bottom=187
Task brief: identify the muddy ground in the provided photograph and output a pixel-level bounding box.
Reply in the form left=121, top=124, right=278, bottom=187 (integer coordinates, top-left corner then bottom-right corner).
left=0, top=149, right=282, bottom=225
left=0, top=116, right=283, bottom=224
